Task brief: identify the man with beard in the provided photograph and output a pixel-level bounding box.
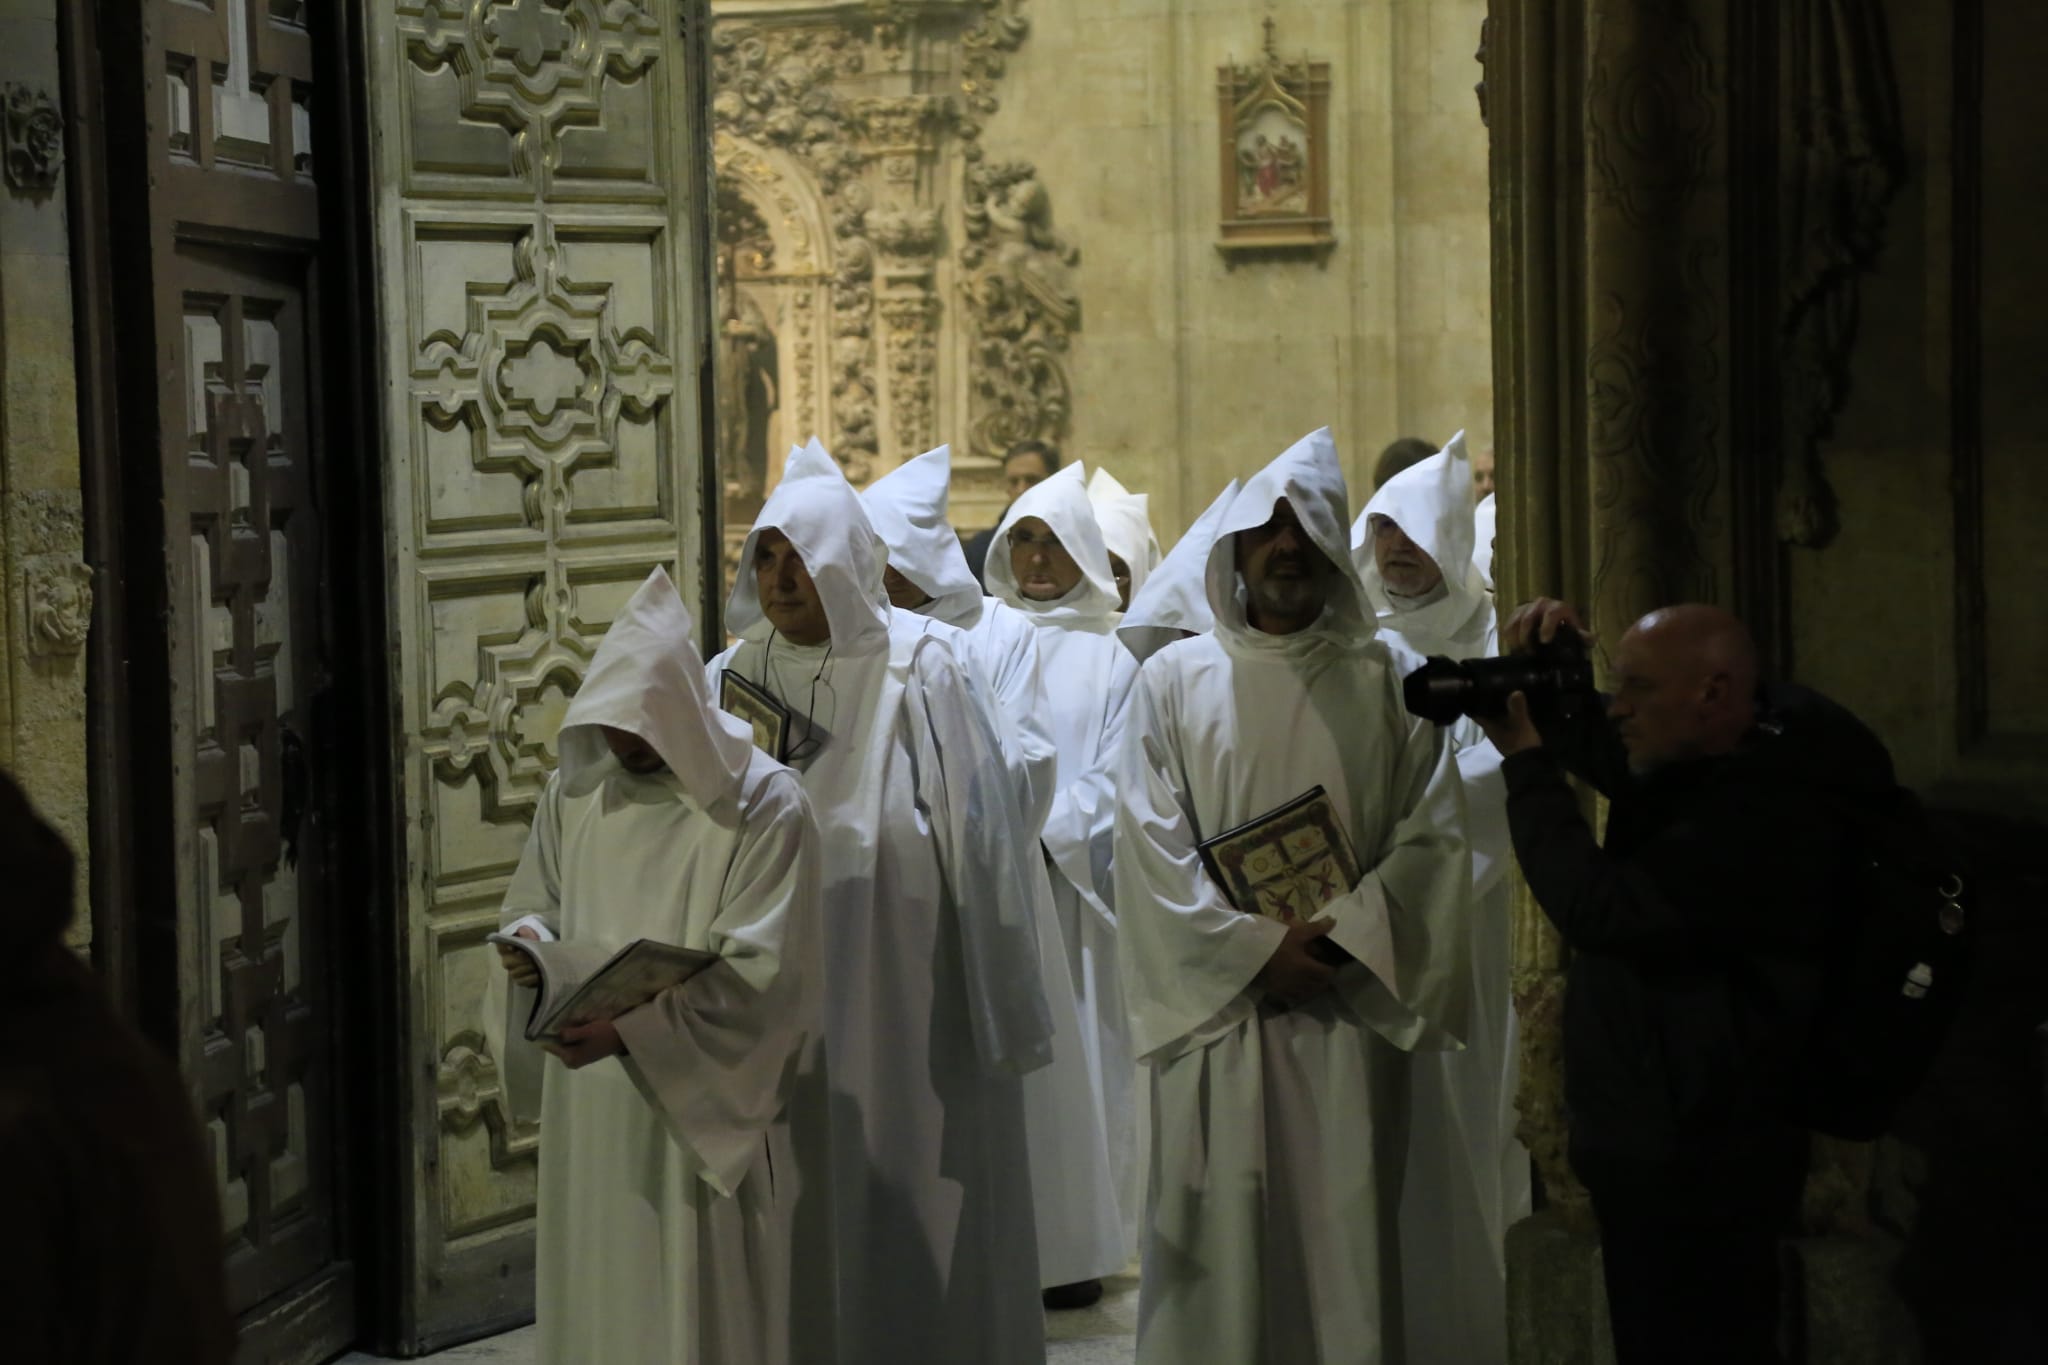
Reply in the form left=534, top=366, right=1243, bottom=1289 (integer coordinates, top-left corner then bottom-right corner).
left=1116, top=428, right=1473, bottom=1364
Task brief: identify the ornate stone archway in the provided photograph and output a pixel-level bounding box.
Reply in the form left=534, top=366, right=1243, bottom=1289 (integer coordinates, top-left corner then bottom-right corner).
left=707, top=1, right=1081, bottom=581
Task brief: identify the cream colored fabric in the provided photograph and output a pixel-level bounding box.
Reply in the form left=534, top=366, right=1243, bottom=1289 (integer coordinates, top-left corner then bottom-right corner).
left=1116, top=428, right=1474, bottom=1364
left=488, top=567, right=823, bottom=1365
left=1360, top=442, right=1529, bottom=1365
left=714, top=456, right=1055, bottom=1365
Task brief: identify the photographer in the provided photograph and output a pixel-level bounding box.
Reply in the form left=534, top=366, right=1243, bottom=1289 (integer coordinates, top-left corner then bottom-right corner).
left=1473, top=600, right=1896, bottom=1365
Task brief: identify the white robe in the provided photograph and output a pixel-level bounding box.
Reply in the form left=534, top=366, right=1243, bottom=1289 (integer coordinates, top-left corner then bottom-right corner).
left=487, top=567, right=822, bottom=1365
left=1356, top=435, right=1532, bottom=1365
left=865, top=443, right=1126, bottom=1286
left=989, top=462, right=1146, bottom=1255
left=913, top=600, right=1128, bottom=1286
left=720, top=463, right=1054, bottom=1365
left=1117, top=429, right=1474, bottom=1365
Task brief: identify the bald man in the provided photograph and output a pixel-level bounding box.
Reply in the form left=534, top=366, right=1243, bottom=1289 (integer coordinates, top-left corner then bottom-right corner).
left=1478, top=600, right=1897, bottom=1365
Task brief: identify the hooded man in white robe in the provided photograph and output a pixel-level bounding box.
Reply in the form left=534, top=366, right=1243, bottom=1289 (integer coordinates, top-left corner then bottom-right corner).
left=1353, top=433, right=1531, bottom=1365
left=861, top=443, right=1127, bottom=1302
left=987, top=462, right=1146, bottom=1265
left=1087, top=466, right=1164, bottom=612
left=1116, top=427, right=1474, bottom=1365
left=487, top=566, right=822, bottom=1365
left=1115, top=478, right=1239, bottom=666
left=714, top=444, right=1056, bottom=1365
left=1474, top=491, right=1498, bottom=590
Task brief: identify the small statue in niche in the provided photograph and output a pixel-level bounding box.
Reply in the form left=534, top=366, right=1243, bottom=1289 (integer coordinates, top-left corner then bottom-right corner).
left=715, top=242, right=780, bottom=509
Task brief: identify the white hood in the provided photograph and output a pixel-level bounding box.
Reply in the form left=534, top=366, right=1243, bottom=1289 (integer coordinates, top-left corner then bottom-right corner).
left=1350, top=430, right=1490, bottom=646
left=557, top=566, right=760, bottom=810
left=1086, top=466, right=1163, bottom=605
left=1473, top=491, right=1497, bottom=590
left=860, top=444, right=983, bottom=625
left=1205, top=428, right=1375, bottom=652
left=1116, top=477, right=1239, bottom=665
left=987, top=462, right=1124, bottom=627
left=725, top=438, right=893, bottom=657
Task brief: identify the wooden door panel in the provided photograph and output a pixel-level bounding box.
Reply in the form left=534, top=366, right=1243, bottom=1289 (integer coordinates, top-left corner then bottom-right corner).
left=129, top=0, right=357, bottom=1356
left=361, top=0, right=719, bottom=1348
left=176, top=246, right=341, bottom=1317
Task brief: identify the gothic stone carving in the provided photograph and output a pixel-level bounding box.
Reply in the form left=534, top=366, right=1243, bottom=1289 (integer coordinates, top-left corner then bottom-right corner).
left=961, top=158, right=1078, bottom=463
left=710, top=5, right=1073, bottom=480
left=23, top=555, right=93, bottom=656
left=1, top=83, right=63, bottom=194
left=1774, top=0, right=1905, bottom=549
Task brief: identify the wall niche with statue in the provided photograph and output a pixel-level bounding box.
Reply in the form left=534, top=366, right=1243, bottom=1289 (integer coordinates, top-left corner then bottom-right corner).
left=707, top=0, right=1078, bottom=595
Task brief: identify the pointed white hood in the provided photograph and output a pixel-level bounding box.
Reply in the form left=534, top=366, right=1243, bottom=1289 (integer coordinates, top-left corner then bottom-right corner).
left=725, top=438, right=893, bottom=656
left=779, top=435, right=842, bottom=485
left=1086, top=466, right=1163, bottom=606
left=1116, top=477, right=1239, bottom=665
left=1351, top=430, right=1490, bottom=647
left=987, top=462, right=1124, bottom=627
left=861, top=444, right=983, bottom=625
left=1473, top=491, right=1497, bottom=590
left=1205, top=428, right=1375, bottom=652
left=558, top=566, right=760, bottom=809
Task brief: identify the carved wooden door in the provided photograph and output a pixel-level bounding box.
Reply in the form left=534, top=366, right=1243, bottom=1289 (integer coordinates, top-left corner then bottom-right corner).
left=137, top=1, right=356, bottom=1357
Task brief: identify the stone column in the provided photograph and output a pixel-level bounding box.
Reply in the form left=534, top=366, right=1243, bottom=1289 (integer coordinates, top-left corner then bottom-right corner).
left=0, top=5, right=91, bottom=944
left=855, top=95, right=945, bottom=460
left=1490, top=1, right=1915, bottom=1357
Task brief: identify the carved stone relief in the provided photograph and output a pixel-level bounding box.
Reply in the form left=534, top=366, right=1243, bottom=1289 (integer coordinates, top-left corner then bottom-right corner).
left=23, top=554, right=93, bottom=656
left=1, top=83, right=63, bottom=194
left=707, top=0, right=1073, bottom=527
left=1774, top=0, right=1905, bottom=549
left=961, top=157, right=1077, bottom=463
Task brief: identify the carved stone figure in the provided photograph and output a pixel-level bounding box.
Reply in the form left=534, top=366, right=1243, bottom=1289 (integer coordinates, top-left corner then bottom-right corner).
left=2, top=83, right=63, bottom=194
left=716, top=245, right=780, bottom=506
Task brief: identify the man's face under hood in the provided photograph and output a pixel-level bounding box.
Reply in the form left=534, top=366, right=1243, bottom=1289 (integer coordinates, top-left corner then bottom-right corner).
left=1369, top=514, right=1447, bottom=597
left=602, top=726, right=668, bottom=775
left=753, top=527, right=832, bottom=645
left=882, top=562, right=935, bottom=610
left=1237, top=498, right=1339, bottom=629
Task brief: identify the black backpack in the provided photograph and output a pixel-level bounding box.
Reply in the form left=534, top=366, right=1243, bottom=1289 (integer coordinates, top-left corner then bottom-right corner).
left=1791, top=786, right=1976, bottom=1141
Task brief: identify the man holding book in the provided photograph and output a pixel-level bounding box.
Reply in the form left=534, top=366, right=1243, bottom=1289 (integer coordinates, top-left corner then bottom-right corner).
left=711, top=442, right=1056, bottom=1365
left=487, top=566, right=823, bottom=1365
left=1114, top=428, right=1474, bottom=1365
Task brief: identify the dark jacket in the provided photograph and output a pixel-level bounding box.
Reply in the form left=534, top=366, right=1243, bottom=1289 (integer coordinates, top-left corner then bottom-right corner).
left=963, top=523, right=996, bottom=591
left=1501, top=683, right=1897, bottom=1214
left=0, top=772, right=234, bottom=1363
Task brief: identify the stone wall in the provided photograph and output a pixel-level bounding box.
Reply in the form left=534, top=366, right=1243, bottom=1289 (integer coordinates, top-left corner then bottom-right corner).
left=1786, top=0, right=2048, bottom=809
left=0, top=1, right=89, bottom=946
left=982, top=0, right=1493, bottom=536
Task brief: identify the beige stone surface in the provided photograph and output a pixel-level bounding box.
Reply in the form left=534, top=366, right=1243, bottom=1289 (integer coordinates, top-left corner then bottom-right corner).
left=0, top=1, right=90, bottom=945
left=984, top=0, right=1493, bottom=537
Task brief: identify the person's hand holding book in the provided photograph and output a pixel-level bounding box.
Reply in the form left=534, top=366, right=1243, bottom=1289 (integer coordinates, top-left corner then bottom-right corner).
left=497, top=925, right=542, bottom=987
left=1255, top=917, right=1339, bottom=1006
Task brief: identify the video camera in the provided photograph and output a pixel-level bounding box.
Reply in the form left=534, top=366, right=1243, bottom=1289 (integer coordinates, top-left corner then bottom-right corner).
left=1401, top=630, right=1596, bottom=726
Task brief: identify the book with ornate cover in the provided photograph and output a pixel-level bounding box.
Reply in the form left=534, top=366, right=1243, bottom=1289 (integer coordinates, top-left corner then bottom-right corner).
left=1198, top=785, right=1363, bottom=923
left=719, top=669, right=792, bottom=760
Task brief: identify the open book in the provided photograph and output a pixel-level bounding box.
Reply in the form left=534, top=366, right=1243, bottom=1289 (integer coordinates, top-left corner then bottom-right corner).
left=489, top=934, right=720, bottom=1043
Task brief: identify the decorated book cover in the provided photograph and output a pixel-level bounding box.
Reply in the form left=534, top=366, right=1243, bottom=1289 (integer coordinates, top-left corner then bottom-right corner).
left=1198, top=785, right=1362, bottom=922
left=719, top=669, right=792, bottom=760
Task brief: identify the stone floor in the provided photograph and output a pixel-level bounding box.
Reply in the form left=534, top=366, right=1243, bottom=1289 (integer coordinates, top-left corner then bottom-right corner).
left=336, top=1268, right=1140, bottom=1364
